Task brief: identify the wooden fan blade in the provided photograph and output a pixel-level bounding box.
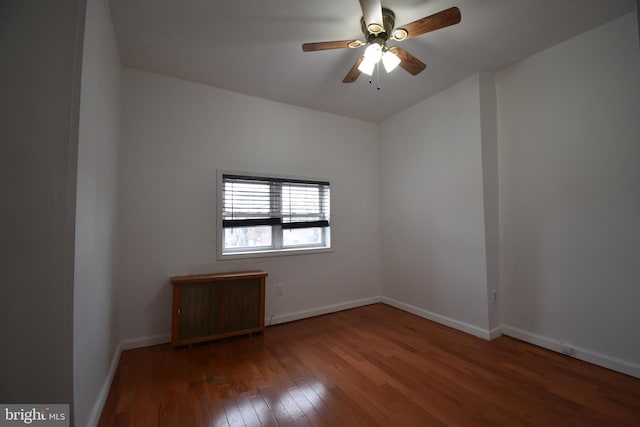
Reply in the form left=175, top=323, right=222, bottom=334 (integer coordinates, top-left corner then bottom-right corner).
left=343, top=56, right=364, bottom=83
left=389, top=47, right=426, bottom=75
left=394, top=7, right=461, bottom=40
left=359, top=0, right=384, bottom=33
left=302, top=40, right=359, bottom=52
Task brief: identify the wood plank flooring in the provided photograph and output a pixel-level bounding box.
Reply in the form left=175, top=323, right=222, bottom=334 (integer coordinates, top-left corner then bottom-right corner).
left=98, top=304, right=640, bottom=426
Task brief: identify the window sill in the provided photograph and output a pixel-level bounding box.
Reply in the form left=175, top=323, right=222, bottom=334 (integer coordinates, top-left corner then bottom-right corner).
left=218, top=246, right=333, bottom=261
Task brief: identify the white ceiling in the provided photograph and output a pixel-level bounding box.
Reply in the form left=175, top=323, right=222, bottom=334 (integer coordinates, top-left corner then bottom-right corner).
left=109, top=0, right=635, bottom=123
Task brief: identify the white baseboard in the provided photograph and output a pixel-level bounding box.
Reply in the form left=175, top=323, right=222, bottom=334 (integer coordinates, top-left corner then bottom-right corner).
left=382, top=297, right=500, bottom=340
left=501, top=325, right=640, bottom=379
left=85, top=343, right=122, bottom=427
left=381, top=297, right=495, bottom=340
left=379, top=300, right=640, bottom=378
left=488, top=326, right=503, bottom=340
left=85, top=333, right=170, bottom=427
left=268, top=296, right=382, bottom=326
left=119, top=333, right=171, bottom=351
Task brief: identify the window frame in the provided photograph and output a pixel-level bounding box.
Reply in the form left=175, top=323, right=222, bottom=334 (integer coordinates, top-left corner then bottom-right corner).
left=216, top=170, right=332, bottom=260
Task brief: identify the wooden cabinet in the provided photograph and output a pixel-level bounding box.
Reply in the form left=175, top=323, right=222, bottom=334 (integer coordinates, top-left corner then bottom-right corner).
left=170, top=270, right=266, bottom=347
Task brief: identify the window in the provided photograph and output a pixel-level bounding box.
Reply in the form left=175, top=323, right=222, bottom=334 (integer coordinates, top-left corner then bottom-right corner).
left=218, top=172, right=331, bottom=258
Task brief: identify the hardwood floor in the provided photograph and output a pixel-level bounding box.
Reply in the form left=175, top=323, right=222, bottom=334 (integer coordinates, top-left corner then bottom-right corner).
left=98, top=304, right=640, bottom=426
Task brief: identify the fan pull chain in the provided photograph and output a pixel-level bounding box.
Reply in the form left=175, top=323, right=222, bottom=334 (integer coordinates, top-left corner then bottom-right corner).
left=368, top=62, right=381, bottom=90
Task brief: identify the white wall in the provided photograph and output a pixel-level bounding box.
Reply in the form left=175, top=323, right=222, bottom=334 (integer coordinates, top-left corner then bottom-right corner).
left=117, top=69, right=381, bottom=344
left=379, top=74, right=493, bottom=336
left=497, top=12, right=640, bottom=375
left=74, top=0, right=121, bottom=425
left=0, top=0, right=85, bottom=406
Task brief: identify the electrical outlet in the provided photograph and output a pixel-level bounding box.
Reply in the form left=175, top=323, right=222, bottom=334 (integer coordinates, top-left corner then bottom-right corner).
left=492, top=289, right=497, bottom=303
left=276, top=284, right=285, bottom=296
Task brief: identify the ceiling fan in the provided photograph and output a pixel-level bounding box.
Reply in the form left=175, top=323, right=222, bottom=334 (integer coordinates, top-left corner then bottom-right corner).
left=302, top=0, right=461, bottom=83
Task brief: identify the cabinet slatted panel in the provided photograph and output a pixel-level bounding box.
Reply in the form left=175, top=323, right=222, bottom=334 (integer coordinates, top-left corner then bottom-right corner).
left=178, top=282, right=222, bottom=340
left=223, top=278, right=261, bottom=333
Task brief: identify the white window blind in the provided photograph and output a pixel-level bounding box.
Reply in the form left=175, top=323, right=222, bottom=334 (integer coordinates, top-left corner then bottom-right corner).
left=222, top=174, right=330, bottom=230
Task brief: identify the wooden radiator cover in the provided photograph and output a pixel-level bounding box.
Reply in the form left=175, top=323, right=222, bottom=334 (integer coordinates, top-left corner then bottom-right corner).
left=170, top=270, right=266, bottom=347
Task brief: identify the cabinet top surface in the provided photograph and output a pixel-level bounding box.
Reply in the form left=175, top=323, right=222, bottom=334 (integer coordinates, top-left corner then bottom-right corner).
left=170, top=270, right=267, bottom=285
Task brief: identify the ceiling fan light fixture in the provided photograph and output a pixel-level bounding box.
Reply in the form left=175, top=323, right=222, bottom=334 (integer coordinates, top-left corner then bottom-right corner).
left=357, top=56, right=376, bottom=76
left=363, top=43, right=383, bottom=63
left=358, top=42, right=383, bottom=75
left=382, top=50, right=401, bottom=72
left=367, top=23, right=384, bottom=34
left=392, top=28, right=408, bottom=41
